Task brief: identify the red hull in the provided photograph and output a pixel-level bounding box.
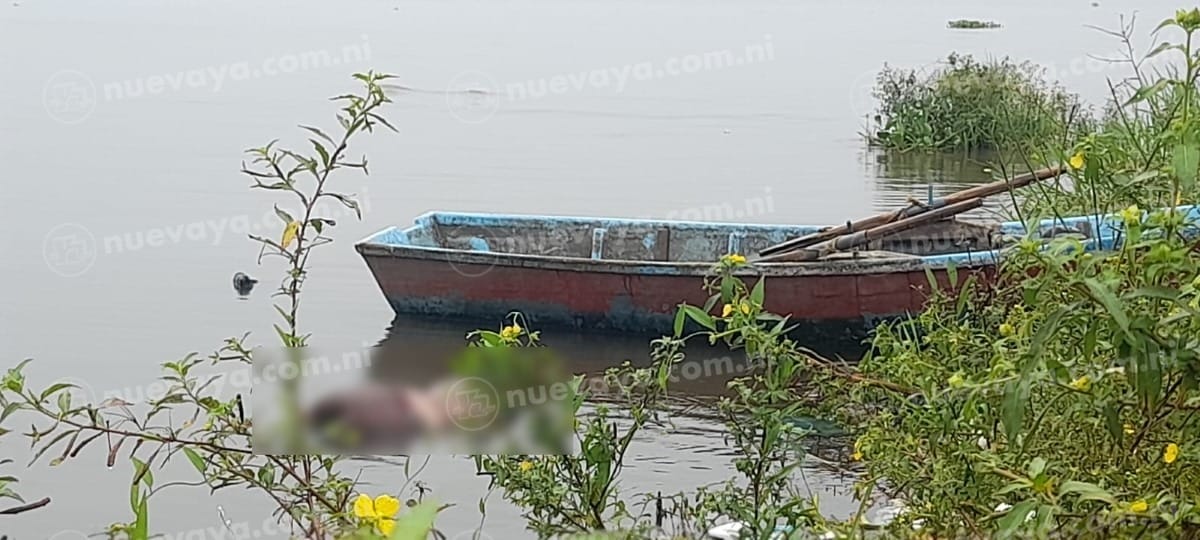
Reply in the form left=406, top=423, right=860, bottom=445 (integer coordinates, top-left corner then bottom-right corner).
left=358, top=248, right=988, bottom=338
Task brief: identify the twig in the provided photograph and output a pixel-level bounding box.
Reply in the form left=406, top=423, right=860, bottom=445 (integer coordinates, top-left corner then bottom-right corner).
left=0, top=497, right=50, bottom=515
left=795, top=346, right=920, bottom=395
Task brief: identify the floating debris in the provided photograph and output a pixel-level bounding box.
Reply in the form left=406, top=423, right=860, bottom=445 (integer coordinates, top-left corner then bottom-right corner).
left=232, top=272, right=258, bottom=297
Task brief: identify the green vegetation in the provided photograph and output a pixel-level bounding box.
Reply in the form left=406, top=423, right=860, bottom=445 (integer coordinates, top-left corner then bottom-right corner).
left=869, top=53, right=1090, bottom=153
left=948, top=19, right=1003, bottom=29
left=826, top=8, right=1200, bottom=537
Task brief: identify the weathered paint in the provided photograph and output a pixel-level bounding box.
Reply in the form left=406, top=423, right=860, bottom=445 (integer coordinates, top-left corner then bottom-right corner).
left=354, top=206, right=1198, bottom=336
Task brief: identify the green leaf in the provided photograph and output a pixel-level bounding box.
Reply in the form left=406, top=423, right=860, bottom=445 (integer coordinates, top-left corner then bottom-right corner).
left=1173, top=141, right=1199, bottom=191
left=1153, top=17, right=1178, bottom=33
left=1026, top=457, right=1047, bottom=478
left=924, top=267, right=939, bottom=292
left=680, top=304, right=716, bottom=331
left=1102, top=403, right=1122, bottom=442
left=182, top=447, right=206, bottom=475
left=1059, top=480, right=1116, bottom=505
left=299, top=124, right=335, bottom=145
left=1124, top=78, right=1169, bottom=106
left=310, top=139, right=331, bottom=168
left=132, top=496, right=149, bottom=540
left=130, top=457, right=154, bottom=489
left=1145, top=41, right=1181, bottom=59
left=388, top=501, right=440, bottom=540
left=327, top=193, right=362, bottom=219
left=273, top=205, right=294, bottom=224
left=56, top=390, right=71, bottom=413
left=1136, top=341, right=1163, bottom=410
left=673, top=306, right=686, bottom=337
left=750, top=277, right=765, bottom=305
left=37, top=382, right=77, bottom=403
left=257, top=465, right=276, bottom=487
left=996, top=499, right=1036, bottom=538
left=1028, top=306, right=1069, bottom=364
left=1002, top=379, right=1029, bottom=443
left=1083, top=278, right=1130, bottom=335
left=0, top=402, right=24, bottom=424
left=720, top=276, right=735, bottom=303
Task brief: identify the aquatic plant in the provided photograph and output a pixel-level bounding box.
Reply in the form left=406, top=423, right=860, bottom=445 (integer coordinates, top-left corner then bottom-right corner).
left=947, top=19, right=1002, bottom=29
left=869, top=53, right=1090, bottom=153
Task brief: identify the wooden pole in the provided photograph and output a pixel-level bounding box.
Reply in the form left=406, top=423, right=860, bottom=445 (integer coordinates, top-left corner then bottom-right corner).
left=758, top=197, right=985, bottom=262
left=756, top=165, right=1063, bottom=258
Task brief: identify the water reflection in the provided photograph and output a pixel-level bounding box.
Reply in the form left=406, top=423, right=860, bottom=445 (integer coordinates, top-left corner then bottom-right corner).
left=864, top=147, right=1030, bottom=221
left=370, top=315, right=866, bottom=520
left=371, top=315, right=867, bottom=397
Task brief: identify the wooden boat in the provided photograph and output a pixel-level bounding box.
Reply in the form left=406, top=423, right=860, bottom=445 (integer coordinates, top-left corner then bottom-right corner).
left=354, top=197, right=1175, bottom=340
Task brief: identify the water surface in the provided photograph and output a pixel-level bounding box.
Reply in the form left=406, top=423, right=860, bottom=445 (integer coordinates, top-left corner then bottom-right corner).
left=0, top=0, right=1178, bottom=536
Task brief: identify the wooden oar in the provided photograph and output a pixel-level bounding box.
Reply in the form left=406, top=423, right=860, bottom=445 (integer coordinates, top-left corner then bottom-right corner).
left=756, top=165, right=1064, bottom=258
left=758, top=197, right=985, bottom=262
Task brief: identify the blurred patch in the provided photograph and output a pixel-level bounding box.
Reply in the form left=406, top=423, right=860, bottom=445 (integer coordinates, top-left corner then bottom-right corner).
left=252, top=346, right=572, bottom=455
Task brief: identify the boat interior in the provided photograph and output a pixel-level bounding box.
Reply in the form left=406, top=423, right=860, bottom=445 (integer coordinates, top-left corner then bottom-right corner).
left=368, top=212, right=1033, bottom=263
left=363, top=206, right=1200, bottom=264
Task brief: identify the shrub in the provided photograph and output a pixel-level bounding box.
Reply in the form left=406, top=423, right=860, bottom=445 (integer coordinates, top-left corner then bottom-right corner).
left=869, top=53, right=1090, bottom=153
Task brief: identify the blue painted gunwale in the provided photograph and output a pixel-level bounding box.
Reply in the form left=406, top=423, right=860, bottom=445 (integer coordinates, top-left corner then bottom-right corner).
left=356, top=205, right=1200, bottom=275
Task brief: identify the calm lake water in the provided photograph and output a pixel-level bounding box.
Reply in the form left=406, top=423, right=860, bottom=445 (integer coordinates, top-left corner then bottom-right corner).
left=0, top=0, right=1182, bottom=536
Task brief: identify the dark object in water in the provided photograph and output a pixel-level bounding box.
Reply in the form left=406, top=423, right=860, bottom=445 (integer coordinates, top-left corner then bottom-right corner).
left=232, top=272, right=258, bottom=297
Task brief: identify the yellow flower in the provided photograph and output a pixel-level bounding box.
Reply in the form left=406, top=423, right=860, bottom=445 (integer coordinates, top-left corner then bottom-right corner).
left=722, top=253, right=747, bottom=266
left=1068, top=375, right=1091, bottom=391
left=1119, top=204, right=1141, bottom=226
left=851, top=437, right=864, bottom=461
left=722, top=304, right=734, bottom=317
left=999, top=323, right=1015, bottom=337
left=1164, top=443, right=1180, bottom=464
left=948, top=373, right=965, bottom=388
left=1129, top=499, right=1149, bottom=513
left=1068, top=152, right=1085, bottom=170
left=1123, top=423, right=1135, bottom=435
left=739, top=302, right=752, bottom=315
left=353, top=493, right=401, bottom=536
left=500, top=324, right=523, bottom=341
left=518, top=460, right=534, bottom=473
left=281, top=220, right=301, bottom=249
